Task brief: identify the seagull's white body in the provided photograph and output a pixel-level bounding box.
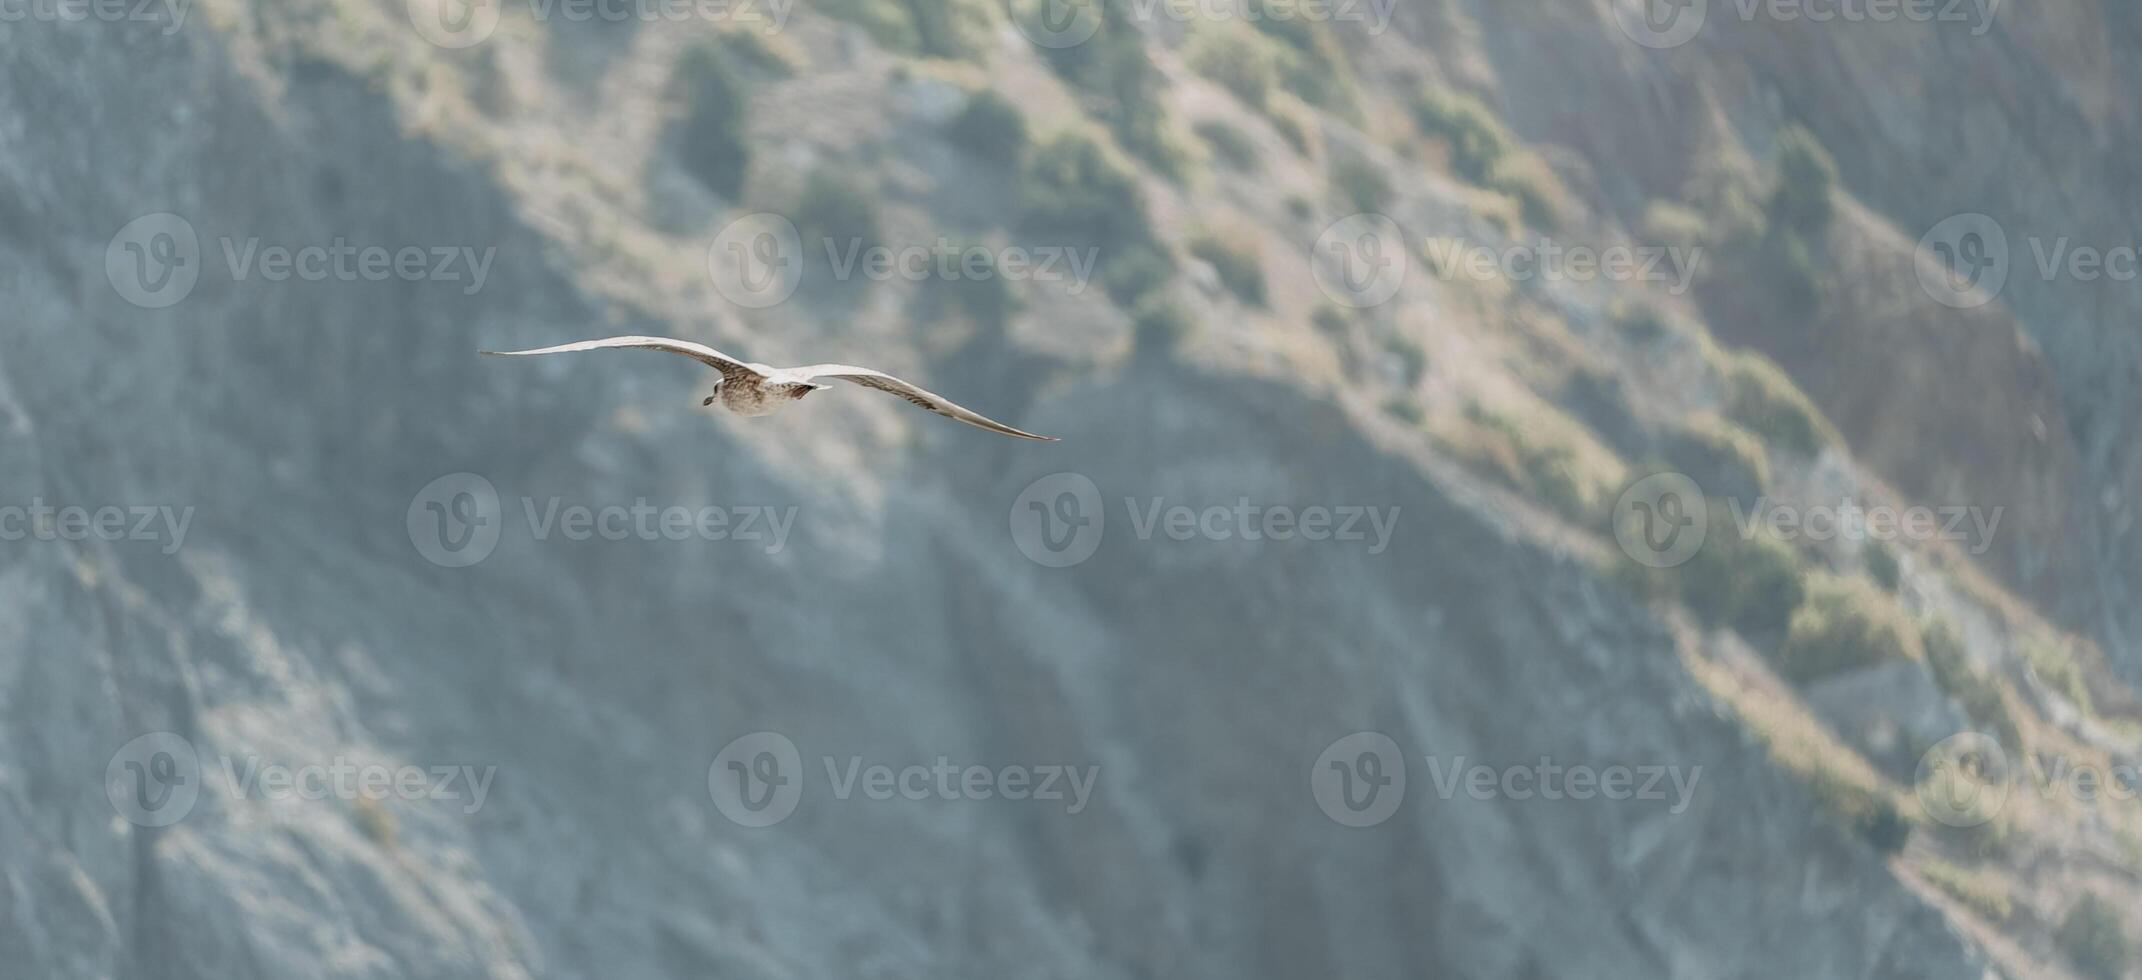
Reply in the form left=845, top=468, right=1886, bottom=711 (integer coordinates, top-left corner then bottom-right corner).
left=481, top=335, right=1058, bottom=441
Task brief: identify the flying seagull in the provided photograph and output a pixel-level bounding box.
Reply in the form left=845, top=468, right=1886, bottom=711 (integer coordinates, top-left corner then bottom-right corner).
left=481, top=335, right=1059, bottom=442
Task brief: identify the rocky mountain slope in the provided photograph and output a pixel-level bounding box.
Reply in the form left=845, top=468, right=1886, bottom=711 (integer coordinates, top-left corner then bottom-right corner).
left=1, top=1, right=2136, bottom=977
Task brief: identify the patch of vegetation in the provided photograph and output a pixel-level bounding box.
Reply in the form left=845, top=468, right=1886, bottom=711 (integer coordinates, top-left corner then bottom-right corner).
left=1383, top=397, right=1425, bottom=426
left=1442, top=401, right=1627, bottom=523
left=2024, top=634, right=2093, bottom=716
left=1842, top=783, right=1910, bottom=851
left=1248, top=15, right=1358, bottom=116
left=814, top=0, right=990, bottom=58
left=353, top=797, right=396, bottom=848
left=794, top=169, right=880, bottom=266
left=1668, top=413, right=1771, bottom=496
left=1640, top=199, right=1710, bottom=252
left=1032, top=1, right=1189, bottom=178
left=1130, top=296, right=1194, bottom=358
left=1680, top=652, right=1905, bottom=856
left=1864, top=542, right=1901, bottom=592
left=1188, top=226, right=1266, bottom=306
left=713, top=28, right=800, bottom=76
left=1385, top=335, right=1427, bottom=386
left=1099, top=243, right=1177, bottom=307
left=1487, top=151, right=1567, bottom=231
left=1609, top=300, right=1671, bottom=343
left=1267, top=96, right=1316, bottom=155
left=1194, top=119, right=1260, bottom=172
left=1776, top=573, right=1924, bottom=684
left=1719, top=350, right=1840, bottom=457
left=1188, top=24, right=1279, bottom=111
left=1331, top=154, right=1391, bottom=212
left=1918, top=860, right=2012, bottom=923
left=947, top=91, right=1028, bottom=163
left=1407, top=86, right=1563, bottom=228
left=1768, top=125, right=1838, bottom=239
left=1922, top=620, right=2023, bottom=751
left=1720, top=125, right=1838, bottom=316
left=1311, top=304, right=1349, bottom=335
left=669, top=43, right=751, bottom=199
left=1682, top=158, right=1770, bottom=244
left=2058, top=893, right=2130, bottom=980
left=1020, top=129, right=1163, bottom=287
left=1676, top=505, right=1806, bottom=637
left=1410, top=87, right=1510, bottom=185
left=918, top=240, right=1019, bottom=331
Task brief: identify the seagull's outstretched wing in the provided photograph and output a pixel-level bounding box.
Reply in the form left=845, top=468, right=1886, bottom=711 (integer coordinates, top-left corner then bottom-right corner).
left=481, top=335, right=767, bottom=385
left=785, top=364, right=1059, bottom=442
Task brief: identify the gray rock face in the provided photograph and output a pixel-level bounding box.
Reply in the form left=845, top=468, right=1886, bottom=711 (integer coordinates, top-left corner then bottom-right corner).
left=1804, top=661, right=1970, bottom=781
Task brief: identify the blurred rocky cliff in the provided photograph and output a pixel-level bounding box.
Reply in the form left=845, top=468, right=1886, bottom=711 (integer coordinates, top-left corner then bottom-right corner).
left=1, top=1, right=2137, bottom=977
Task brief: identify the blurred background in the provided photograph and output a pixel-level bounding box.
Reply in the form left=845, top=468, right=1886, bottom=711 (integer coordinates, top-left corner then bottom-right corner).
left=5, top=0, right=2141, bottom=977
